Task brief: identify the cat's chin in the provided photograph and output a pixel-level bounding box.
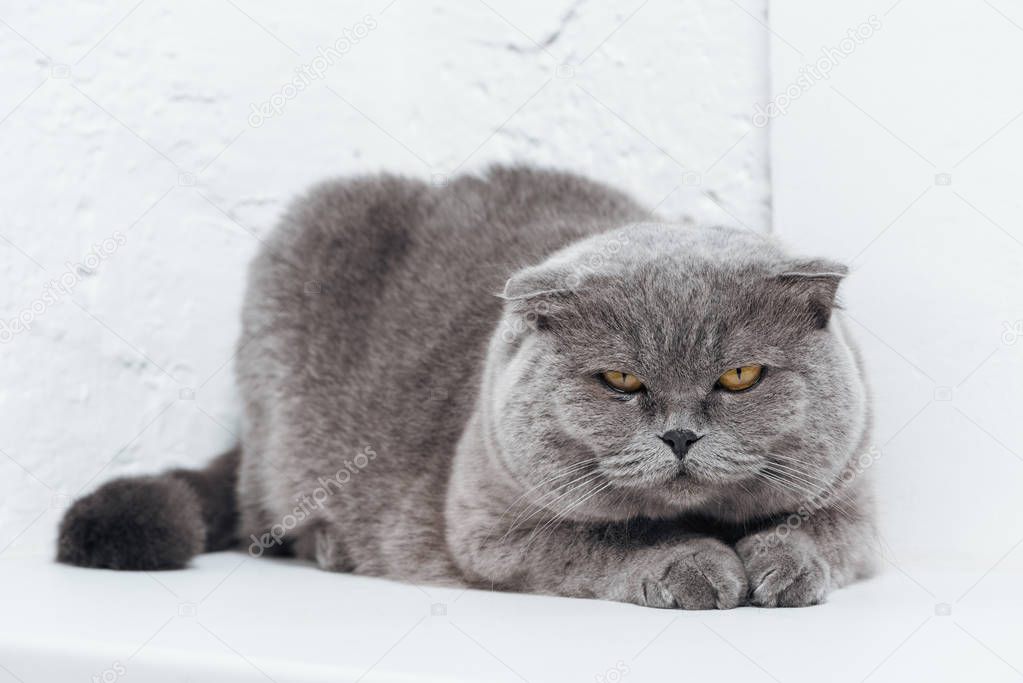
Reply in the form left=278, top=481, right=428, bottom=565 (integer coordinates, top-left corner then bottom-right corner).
left=604, top=469, right=708, bottom=503
left=610, top=463, right=734, bottom=490
left=603, top=466, right=757, bottom=515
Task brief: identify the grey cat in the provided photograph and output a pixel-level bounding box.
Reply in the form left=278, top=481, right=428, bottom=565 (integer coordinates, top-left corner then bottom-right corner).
left=58, top=165, right=877, bottom=608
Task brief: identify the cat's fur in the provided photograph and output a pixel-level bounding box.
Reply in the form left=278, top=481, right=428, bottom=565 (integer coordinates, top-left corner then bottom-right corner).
left=58, top=166, right=877, bottom=608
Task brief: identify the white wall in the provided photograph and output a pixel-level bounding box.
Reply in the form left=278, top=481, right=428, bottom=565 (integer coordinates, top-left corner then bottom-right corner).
left=770, top=0, right=1023, bottom=577
left=0, top=1, right=769, bottom=553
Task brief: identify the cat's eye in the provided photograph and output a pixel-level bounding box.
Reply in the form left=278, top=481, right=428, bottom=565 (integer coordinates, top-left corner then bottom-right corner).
left=601, top=370, right=644, bottom=393
left=717, top=365, right=763, bottom=392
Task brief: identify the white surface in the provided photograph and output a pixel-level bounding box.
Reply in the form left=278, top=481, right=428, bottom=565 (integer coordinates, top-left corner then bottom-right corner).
left=769, top=0, right=1023, bottom=573
left=0, top=0, right=769, bottom=548
left=1, top=552, right=1020, bottom=683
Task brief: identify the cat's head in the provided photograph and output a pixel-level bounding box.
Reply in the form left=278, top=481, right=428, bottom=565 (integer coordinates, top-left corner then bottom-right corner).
left=485, top=223, right=868, bottom=523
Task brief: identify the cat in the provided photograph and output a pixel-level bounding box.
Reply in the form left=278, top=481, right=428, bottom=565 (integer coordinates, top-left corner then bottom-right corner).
left=58, top=165, right=877, bottom=609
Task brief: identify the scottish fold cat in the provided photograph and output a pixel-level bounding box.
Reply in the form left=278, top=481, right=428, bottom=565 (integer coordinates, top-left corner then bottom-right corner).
left=59, top=166, right=876, bottom=608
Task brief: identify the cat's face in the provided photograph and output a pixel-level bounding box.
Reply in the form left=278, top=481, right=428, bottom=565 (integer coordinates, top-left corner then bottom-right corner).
left=487, top=224, right=868, bottom=523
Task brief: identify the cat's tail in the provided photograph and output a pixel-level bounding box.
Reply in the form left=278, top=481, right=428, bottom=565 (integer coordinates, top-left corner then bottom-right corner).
left=56, top=447, right=240, bottom=570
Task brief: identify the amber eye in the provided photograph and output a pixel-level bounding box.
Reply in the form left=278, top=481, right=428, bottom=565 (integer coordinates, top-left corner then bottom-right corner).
left=601, top=370, right=644, bottom=393
left=717, top=365, right=763, bottom=391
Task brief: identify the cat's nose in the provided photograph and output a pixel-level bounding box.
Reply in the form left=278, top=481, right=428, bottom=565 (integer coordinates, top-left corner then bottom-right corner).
left=659, top=429, right=702, bottom=460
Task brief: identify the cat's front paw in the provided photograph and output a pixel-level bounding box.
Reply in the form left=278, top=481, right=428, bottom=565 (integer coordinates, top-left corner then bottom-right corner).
left=737, top=531, right=831, bottom=607
left=630, top=538, right=748, bottom=610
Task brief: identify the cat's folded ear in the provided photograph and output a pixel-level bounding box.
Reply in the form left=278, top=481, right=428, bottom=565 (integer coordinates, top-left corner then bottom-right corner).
left=497, top=261, right=583, bottom=333
left=499, top=262, right=576, bottom=301
left=772, top=258, right=848, bottom=329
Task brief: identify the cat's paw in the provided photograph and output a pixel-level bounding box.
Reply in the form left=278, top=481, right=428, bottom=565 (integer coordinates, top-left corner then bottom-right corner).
left=737, top=531, right=831, bottom=607
left=631, top=538, right=748, bottom=610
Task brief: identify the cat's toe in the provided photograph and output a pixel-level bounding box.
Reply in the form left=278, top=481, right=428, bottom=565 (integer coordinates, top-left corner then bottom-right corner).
left=642, top=539, right=748, bottom=610
left=773, top=560, right=829, bottom=607
left=737, top=533, right=830, bottom=608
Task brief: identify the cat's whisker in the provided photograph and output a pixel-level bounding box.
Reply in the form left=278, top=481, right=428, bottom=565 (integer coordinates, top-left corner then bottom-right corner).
left=767, top=452, right=812, bottom=464
left=755, top=469, right=858, bottom=522
left=500, top=471, right=605, bottom=542
left=497, top=459, right=600, bottom=519
left=761, top=461, right=858, bottom=505
left=487, top=460, right=601, bottom=546
left=733, top=479, right=755, bottom=498
left=768, top=454, right=833, bottom=473
left=760, top=458, right=827, bottom=486
left=505, top=475, right=604, bottom=534
left=521, top=487, right=603, bottom=551
left=764, top=458, right=863, bottom=516
left=756, top=469, right=815, bottom=501
left=762, top=461, right=827, bottom=491
left=525, top=479, right=616, bottom=551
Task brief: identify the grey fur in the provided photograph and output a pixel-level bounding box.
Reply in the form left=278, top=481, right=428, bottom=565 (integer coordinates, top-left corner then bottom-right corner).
left=58, top=165, right=876, bottom=608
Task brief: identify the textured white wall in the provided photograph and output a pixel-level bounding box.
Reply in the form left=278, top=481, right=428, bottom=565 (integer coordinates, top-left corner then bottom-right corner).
left=0, top=1, right=769, bottom=552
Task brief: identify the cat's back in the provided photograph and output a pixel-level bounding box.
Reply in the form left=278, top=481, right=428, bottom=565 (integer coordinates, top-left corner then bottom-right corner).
left=241, top=168, right=642, bottom=444
left=239, top=165, right=648, bottom=463
left=241, top=165, right=648, bottom=377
